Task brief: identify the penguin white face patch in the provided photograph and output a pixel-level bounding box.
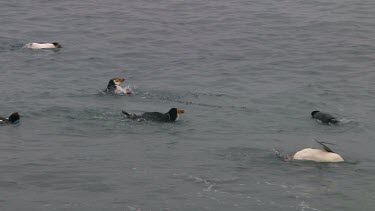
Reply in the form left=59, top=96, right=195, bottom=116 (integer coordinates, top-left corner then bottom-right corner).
left=175, top=109, right=185, bottom=120
left=177, top=109, right=185, bottom=115
left=113, top=78, right=125, bottom=86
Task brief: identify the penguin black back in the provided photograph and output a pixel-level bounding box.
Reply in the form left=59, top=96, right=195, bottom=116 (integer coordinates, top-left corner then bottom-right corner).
left=311, top=110, right=339, bottom=124
left=122, top=108, right=185, bottom=122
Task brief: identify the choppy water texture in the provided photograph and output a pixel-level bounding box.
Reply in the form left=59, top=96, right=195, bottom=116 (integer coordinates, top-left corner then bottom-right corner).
left=1, top=0, right=375, bottom=210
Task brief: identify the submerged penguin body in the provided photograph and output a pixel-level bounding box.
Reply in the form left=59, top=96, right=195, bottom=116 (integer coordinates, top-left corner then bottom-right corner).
left=122, top=108, right=185, bottom=122
left=311, top=111, right=339, bottom=124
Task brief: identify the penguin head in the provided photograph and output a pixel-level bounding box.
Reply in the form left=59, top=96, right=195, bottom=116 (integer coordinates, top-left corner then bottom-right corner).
left=168, top=108, right=185, bottom=121
left=107, top=78, right=126, bottom=89
left=52, top=42, right=62, bottom=48
left=8, top=112, right=20, bottom=124
left=311, top=110, right=320, bottom=117
left=111, top=78, right=126, bottom=86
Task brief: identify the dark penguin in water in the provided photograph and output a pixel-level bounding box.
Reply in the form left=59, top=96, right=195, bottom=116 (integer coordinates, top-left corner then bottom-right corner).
left=122, top=108, right=185, bottom=122
left=0, top=112, right=20, bottom=124
left=311, top=111, right=339, bottom=124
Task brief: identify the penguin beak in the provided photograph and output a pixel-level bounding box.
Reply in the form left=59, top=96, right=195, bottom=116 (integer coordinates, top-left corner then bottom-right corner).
left=113, top=78, right=126, bottom=86
left=177, top=109, right=185, bottom=115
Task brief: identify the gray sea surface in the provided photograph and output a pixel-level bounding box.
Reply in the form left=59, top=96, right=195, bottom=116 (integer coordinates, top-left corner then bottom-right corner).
left=1, top=0, right=375, bottom=210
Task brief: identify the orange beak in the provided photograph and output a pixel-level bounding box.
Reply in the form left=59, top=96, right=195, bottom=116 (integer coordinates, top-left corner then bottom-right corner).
left=177, top=109, right=185, bottom=115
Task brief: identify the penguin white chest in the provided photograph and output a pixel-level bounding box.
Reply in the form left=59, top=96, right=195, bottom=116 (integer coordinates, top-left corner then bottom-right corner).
left=25, top=43, right=56, bottom=49
left=293, top=148, right=344, bottom=162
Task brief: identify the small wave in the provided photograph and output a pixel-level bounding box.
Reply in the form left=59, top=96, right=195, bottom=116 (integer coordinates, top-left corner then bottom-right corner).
left=338, top=118, right=353, bottom=124
left=186, top=91, right=236, bottom=98
left=298, top=201, right=322, bottom=211
left=139, top=90, right=248, bottom=110
left=172, top=172, right=237, bottom=193
left=0, top=40, right=24, bottom=53
left=273, top=148, right=289, bottom=161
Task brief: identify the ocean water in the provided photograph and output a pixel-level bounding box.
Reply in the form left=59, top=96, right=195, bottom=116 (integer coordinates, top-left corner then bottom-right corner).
left=1, top=0, right=375, bottom=210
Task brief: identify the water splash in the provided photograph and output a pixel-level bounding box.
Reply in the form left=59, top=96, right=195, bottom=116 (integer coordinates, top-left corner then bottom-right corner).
left=114, top=84, right=134, bottom=95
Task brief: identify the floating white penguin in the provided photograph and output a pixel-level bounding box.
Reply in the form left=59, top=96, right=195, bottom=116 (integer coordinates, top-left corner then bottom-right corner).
left=288, top=139, right=344, bottom=163
left=24, top=42, right=62, bottom=49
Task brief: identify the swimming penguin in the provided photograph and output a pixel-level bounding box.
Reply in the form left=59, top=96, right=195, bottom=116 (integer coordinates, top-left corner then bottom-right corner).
left=0, top=112, right=20, bottom=124
left=104, top=78, right=133, bottom=95
left=311, top=110, right=339, bottom=124
left=122, top=108, right=185, bottom=122
left=291, top=140, right=344, bottom=162
left=24, top=42, right=62, bottom=49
